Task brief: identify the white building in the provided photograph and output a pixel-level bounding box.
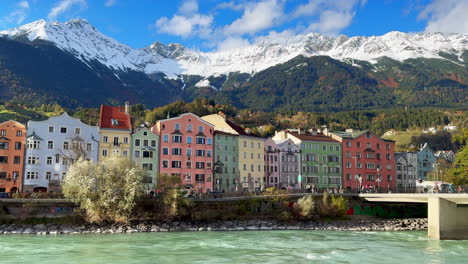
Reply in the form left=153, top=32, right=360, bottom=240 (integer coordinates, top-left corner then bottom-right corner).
left=395, top=152, right=418, bottom=190
left=23, top=112, right=99, bottom=192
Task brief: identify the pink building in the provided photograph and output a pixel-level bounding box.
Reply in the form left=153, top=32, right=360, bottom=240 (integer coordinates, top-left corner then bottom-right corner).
left=152, top=113, right=214, bottom=193
left=264, top=138, right=280, bottom=188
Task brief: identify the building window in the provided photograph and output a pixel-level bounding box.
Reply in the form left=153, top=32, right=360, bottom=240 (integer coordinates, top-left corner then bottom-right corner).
left=346, top=162, right=351, bottom=168
left=163, top=148, right=169, bottom=155
left=151, top=140, right=156, bottom=147
left=387, top=175, right=392, bottom=181
left=207, top=150, right=212, bottom=157
left=60, top=127, right=67, bottom=134
left=46, top=172, right=51, bottom=180
left=143, top=131, right=148, bottom=136
left=198, top=126, right=204, bottom=133
left=207, top=138, right=212, bottom=145
left=186, top=148, right=192, bottom=156
left=46, top=156, right=52, bottom=165
left=163, top=135, right=169, bottom=142
left=123, top=150, right=128, bottom=157
left=162, top=160, right=168, bottom=168
left=347, top=141, right=351, bottom=147
left=173, top=135, right=182, bottom=143
left=175, top=123, right=180, bottom=130
left=186, top=136, right=192, bottom=144
left=47, top=141, right=54, bottom=149
left=86, top=143, right=92, bottom=151
left=207, top=162, right=212, bottom=169
left=196, top=150, right=205, bottom=156
left=15, top=142, right=21, bottom=150
left=27, top=156, right=38, bottom=164
left=135, top=139, right=140, bottom=146
left=196, top=162, right=205, bottom=169
left=366, top=163, right=375, bottom=169
left=386, top=154, right=391, bottom=160
left=102, top=149, right=108, bottom=156
left=102, top=136, right=108, bottom=143
left=62, top=157, right=68, bottom=166
left=48, top=126, right=54, bottom=133
left=366, top=174, right=375, bottom=181
left=187, top=124, right=193, bottom=132
left=63, top=141, right=69, bottom=150
left=26, top=172, right=39, bottom=179
left=335, top=146, right=340, bottom=151
left=135, top=151, right=140, bottom=158
left=171, top=161, right=181, bottom=168
left=27, top=140, right=40, bottom=149
left=0, top=142, right=8, bottom=150
left=142, top=151, right=153, bottom=158
left=124, top=137, right=129, bottom=144
left=195, top=174, right=205, bottom=182
left=196, top=137, right=205, bottom=144
left=75, top=128, right=81, bottom=134
left=386, top=164, right=392, bottom=170
left=172, top=148, right=182, bottom=155
left=386, top=144, right=390, bottom=150
left=186, top=161, right=192, bottom=169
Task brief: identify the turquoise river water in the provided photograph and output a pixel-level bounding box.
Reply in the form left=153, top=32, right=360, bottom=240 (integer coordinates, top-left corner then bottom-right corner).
left=1, top=230, right=468, bottom=263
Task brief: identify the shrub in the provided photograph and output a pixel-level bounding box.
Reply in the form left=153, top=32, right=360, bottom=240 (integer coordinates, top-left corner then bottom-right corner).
left=294, top=195, right=316, bottom=220
left=331, top=195, right=349, bottom=217
left=62, top=157, right=146, bottom=223
left=161, top=188, right=192, bottom=221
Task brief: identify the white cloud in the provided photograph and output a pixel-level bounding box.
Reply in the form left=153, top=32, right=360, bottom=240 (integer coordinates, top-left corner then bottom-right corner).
left=217, top=36, right=250, bottom=51
left=155, top=0, right=213, bottom=38
left=104, top=0, right=116, bottom=7
left=418, top=0, right=468, bottom=35
left=216, top=1, right=245, bottom=11
left=224, top=0, right=284, bottom=36
left=19, top=1, right=30, bottom=9
left=156, top=14, right=213, bottom=38
left=48, top=0, right=87, bottom=21
left=1, top=1, right=30, bottom=25
left=178, top=0, right=198, bottom=15
left=293, top=0, right=360, bottom=36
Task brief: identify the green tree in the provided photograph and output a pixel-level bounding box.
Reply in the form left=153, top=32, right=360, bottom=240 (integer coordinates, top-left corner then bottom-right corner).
left=445, top=146, right=468, bottom=186
left=62, top=157, right=146, bottom=223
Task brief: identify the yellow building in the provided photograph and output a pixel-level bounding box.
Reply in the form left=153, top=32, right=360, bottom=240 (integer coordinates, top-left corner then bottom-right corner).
left=201, top=113, right=265, bottom=191
left=98, top=103, right=132, bottom=159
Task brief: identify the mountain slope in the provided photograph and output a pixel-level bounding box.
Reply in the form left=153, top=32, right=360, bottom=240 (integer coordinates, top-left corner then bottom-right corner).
left=0, top=19, right=466, bottom=111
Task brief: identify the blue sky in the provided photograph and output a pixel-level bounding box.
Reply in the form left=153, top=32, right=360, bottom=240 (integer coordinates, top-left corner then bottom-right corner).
left=0, top=0, right=466, bottom=51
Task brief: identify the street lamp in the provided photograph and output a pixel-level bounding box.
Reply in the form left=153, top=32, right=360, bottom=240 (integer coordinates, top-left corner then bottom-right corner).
left=376, top=168, right=381, bottom=192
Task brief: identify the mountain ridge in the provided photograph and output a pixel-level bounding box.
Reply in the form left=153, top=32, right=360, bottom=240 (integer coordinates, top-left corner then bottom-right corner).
left=1, top=19, right=466, bottom=79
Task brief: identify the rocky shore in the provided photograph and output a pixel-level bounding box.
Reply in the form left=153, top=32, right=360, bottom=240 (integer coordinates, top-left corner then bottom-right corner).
left=0, top=218, right=427, bottom=235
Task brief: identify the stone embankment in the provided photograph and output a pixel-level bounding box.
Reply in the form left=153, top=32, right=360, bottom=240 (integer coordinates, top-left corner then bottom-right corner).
left=0, top=218, right=427, bottom=235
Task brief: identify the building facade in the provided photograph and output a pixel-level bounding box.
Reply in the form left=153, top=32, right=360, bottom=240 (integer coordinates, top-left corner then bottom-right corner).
left=0, top=120, right=26, bottom=193
left=273, top=138, right=301, bottom=189
left=275, top=130, right=342, bottom=189
left=131, top=127, right=159, bottom=192
left=395, top=152, right=418, bottom=190
left=201, top=113, right=265, bottom=192
left=329, top=129, right=396, bottom=191
left=23, top=112, right=99, bottom=192
left=153, top=113, right=214, bottom=193
left=98, top=103, right=132, bottom=160
left=213, top=131, right=239, bottom=192
left=264, top=138, right=280, bottom=188
left=417, top=143, right=436, bottom=180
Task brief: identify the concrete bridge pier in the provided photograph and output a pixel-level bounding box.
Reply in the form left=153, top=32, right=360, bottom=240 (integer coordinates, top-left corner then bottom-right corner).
left=428, top=197, right=468, bottom=240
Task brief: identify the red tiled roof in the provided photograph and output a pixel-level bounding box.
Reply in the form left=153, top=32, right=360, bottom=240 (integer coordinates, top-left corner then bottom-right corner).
left=288, top=131, right=338, bottom=142
left=99, top=105, right=132, bottom=130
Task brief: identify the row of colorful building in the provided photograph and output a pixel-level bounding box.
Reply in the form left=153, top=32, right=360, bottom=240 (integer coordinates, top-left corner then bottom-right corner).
left=0, top=103, right=448, bottom=193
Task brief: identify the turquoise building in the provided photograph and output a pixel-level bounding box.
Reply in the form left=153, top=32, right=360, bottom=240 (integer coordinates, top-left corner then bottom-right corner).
left=213, top=131, right=239, bottom=192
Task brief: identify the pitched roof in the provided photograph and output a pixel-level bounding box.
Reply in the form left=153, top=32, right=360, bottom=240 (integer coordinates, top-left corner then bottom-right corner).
left=99, top=105, right=132, bottom=130
left=329, top=130, right=369, bottom=139
left=226, top=119, right=260, bottom=138
left=214, top=131, right=239, bottom=137
left=288, top=131, right=338, bottom=143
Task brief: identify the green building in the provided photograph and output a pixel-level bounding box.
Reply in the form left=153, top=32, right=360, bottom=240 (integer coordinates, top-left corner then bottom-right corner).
left=213, top=131, right=239, bottom=192
left=273, top=130, right=342, bottom=188
left=131, top=127, right=159, bottom=192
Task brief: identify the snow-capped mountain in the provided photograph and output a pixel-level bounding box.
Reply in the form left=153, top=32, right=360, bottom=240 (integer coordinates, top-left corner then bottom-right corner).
left=1, top=19, right=466, bottom=78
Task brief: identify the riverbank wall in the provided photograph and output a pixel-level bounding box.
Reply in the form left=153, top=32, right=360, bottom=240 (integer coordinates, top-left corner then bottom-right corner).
left=0, top=194, right=427, bottom=224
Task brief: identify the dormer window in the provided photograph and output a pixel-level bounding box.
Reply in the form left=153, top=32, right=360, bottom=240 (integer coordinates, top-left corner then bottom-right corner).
left=111, top=119, right=119, bottom=126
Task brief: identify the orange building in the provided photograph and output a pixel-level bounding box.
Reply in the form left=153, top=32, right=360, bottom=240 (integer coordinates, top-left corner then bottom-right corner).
left=0, top=120, right=26, bottom=193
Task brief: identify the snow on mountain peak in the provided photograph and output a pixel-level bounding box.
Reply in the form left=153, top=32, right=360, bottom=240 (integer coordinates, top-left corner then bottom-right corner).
left=1, top=19, right=467, bottom=78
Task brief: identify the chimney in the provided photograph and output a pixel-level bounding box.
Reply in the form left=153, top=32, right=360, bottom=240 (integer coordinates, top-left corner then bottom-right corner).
left=346, top=128, right=354, bottom=133
left=218, top=111, right=226, bottom=120
left=245, top=128, right=251, bottom=135
left=125, top=101, right=130, bottom=115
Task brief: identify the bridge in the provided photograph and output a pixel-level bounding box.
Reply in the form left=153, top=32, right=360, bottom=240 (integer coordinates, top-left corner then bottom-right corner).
left=360, top=193, right=468, bottom=240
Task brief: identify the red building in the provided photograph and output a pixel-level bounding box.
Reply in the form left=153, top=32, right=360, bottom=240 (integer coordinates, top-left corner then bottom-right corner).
left=152, top=113, right=214, bottom=193
left=328, top=130, right=396, bottom=191
left=0, top=120, right=26, bottom=193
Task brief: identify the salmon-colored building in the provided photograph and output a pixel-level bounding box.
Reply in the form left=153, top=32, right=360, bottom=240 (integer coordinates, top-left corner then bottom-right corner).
left=152, top=113, right=214, bottom=193
left=328, top=129, right=396, bottom=192
left=0, top=120, right=26, bottom=193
